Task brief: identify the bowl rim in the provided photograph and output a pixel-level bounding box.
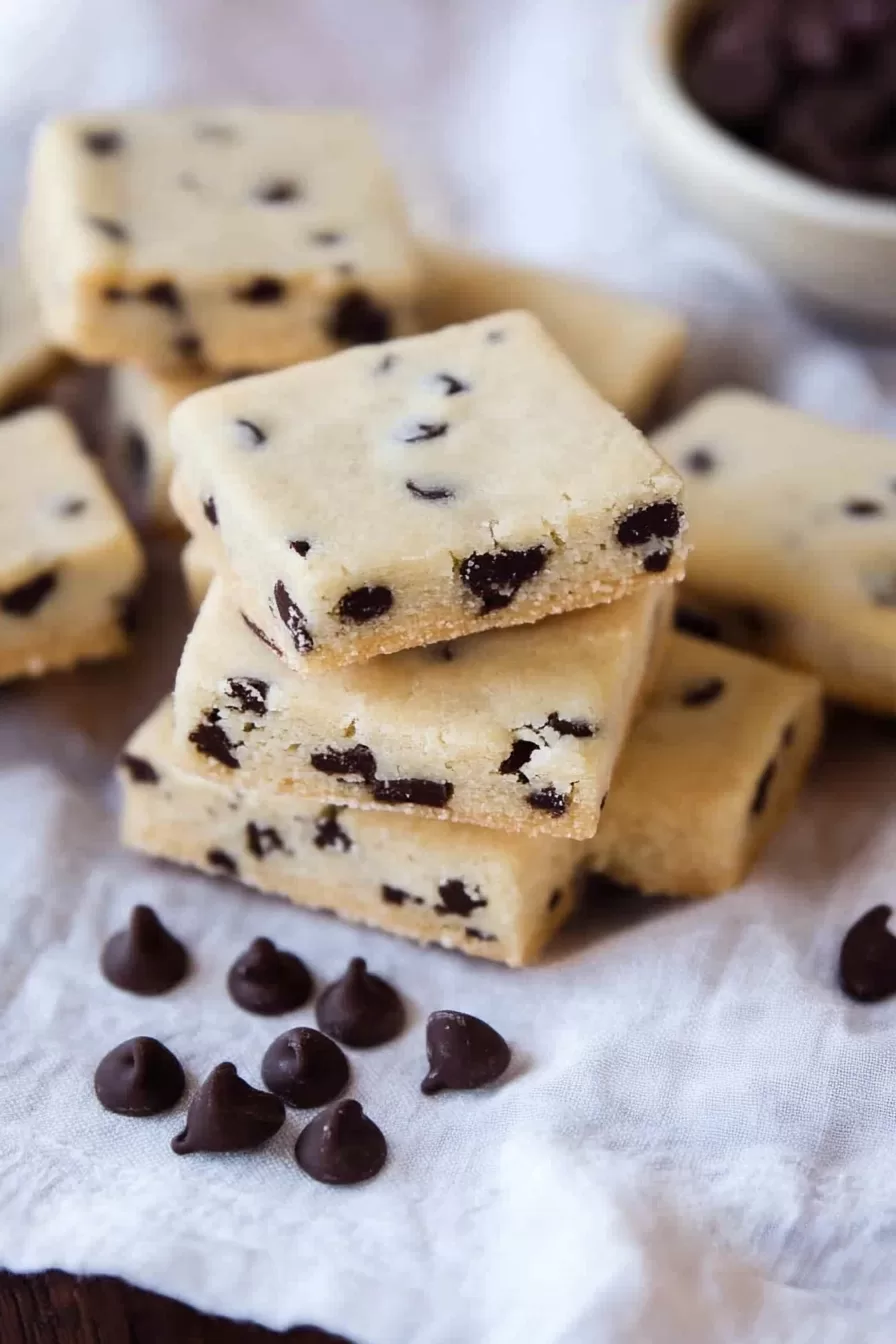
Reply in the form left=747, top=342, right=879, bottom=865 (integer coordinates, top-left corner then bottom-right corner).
left=626, top=0, right=896, bottom=234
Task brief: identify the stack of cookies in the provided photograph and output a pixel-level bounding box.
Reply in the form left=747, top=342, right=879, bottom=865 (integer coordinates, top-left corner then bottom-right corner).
left=19, top=106, right=842, bottom=966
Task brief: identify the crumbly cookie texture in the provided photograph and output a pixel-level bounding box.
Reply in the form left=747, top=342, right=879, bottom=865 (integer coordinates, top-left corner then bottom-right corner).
left=172, top=578, right=671, bottom=840
left=419, top=242, right=687, bottom=424
left=0, top=407, right=145, bottom=682
left=170, top=311, right=687, bottom=670
left=587, top=633, right=823, bottom=898
left=655, top=389, right=896, bottom=716
left=181, top=536, right=214, bottom=610
left=108, top=364, right=220, bottom=530
left=24, top=109, right=420, bottom=373
left=120, top=700, right=583, bottom=967
left=0, top=264, right=64, bottom=412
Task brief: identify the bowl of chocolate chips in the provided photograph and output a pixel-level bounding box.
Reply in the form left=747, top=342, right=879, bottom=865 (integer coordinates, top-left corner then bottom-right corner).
left=624, top=0, right=896, bottom=327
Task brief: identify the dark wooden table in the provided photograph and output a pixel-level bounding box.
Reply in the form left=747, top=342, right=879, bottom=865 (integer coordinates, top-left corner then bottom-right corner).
left=0, top=1271, right=353, bottom=1343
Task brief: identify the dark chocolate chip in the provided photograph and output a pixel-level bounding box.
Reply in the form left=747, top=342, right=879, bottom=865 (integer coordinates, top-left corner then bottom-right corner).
left=499, top=738, right=538, bottom=778
left=273, top=580, right=313, bottom=654
left=309, top=229, right=344, bottom=246
left=421, top=1010, right=511, bottom=1095
left=548, top=888, right=563, bottom=911
left=431, top=372, right=469, bottom=396
left=675, top=606, right=722, bottom=642
left=682, top=446, right=716, bottom=474
left=241, top=611, right=283, bottom=656
left=94, top=1036, right=185, bottom=1117
left=202, top=495, right=218, bottom=526
left=189, top=711, right=240, bottom=769
left=681, top=676, right=726, bottom=707
left=194, top=122, right=236, bottom=142
left=262, top=1027, right=349, bottom=1109
left=233, top=276, right=286, bottom=304
left=246, top=822, right=284, bottom=859
left=289, top=538, right=311, bottom=557
left=643, top=550, right=672, bottom=573
left=119, top=753, right=159, bottom=785
left=435, top=880, right=486, bottom=918
left=315, top=957, right=405, bottom=1048
left=325, top=289, right=392, bottom=345
left=546, top=712, right=595, bottom=738
left=87, top=215, right=129, bottom=243
left=255, top=178, right=302, bottom=203
left=465, top=928, right=498, bottom=942
left=1, top=569, right=57, bottom=617
left=406, top=479, right=456, bottom=501
left=839, top=906, right=896, bottom=1003
left=173, top=333, right=203, bottom=362
left=226, top=676, right=269, bottom=716
left=844, top=498, right=884, bottom=517
left=227, top=937, right=312, bottom=1015
left=83, top=129, right=122, bottom=156
left=310, top=744, right=377, bottom=783
left=235, top=418, right=267, bottom=448
left=616, top=500, right=682, bottom=548
left=314, top=806, right=353, bottom=852
left=751, top=759, right=777, bottom=816
left=394, top=420, right=449, bottom=444
left=336, top=584, right=393, bottom=625
left=527, top=786, right=569, bottom=817
left=381, top=885, right=423, bottom=907
left=58, top=496, right=88, bottom=517
left=101, top=905, right=189, bottom=996
left=171, top=1062, right=284, bottom=1155
left=372, top=777, right=454, bottom=808
left=459, top=545, right=549, bottom=615
left=207, top=848, right=238, bottom=876
left=295, top=1099, right=386, bottom=1185
left=142, top=280, right=182, bottom=312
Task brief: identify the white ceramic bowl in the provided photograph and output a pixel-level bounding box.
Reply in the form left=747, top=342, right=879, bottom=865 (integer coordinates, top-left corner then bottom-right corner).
left=623, top=0, right=896, bottom=328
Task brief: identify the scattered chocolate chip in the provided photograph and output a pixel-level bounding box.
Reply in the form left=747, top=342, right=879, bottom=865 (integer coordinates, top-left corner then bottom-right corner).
left=273, top=580, right=314, bottom=654
left=233, top=276, right=286, bottom=304
left=315, top=957, right=405, bottom=1048
left=87, top=216, right=129, bottom=243
left=381, top=885, right=423, bottom=907
left=394, top=420, right=449, bottom=444
left=58, top=496, right=88, bottom=517
left=548, top=888, right=563, bottom=911
left=314, top=806, right=353, bottom=852
left=94, top=1036, right=185, bottom=1117
left=172, top=1062, right=284, bottom=1155
left=681, top=676, right=726, bottom=707
left=83, top=129, right=122, bottom=156
left=374, top=352, right=396, bottom=375
left=101, top=905, right=189, bottom=996
left=235, top=417, right=267, bottom=448
left=465, top=928, right=498, bottom=943
left=262, top=1027, right=349, bottom=1109
left=616, top=501, right=682, bottom=549
left=142, top=280, right=182, bottom=312
left=227, top=937, right=312, bottom=1015
left=119, top=753, right=159, bottom=784
left=173, top=333, right=203, bottom=362
left=1, top=569, right=57, bottom=617
left=189, top=710, right=240, bottom=769
left=295, top=1099, right=386, bottom=1185
left=241, top=611, right=283, bottom=656
left=435, top=880, right=486, bottom=918
left=202, top=495, right=218, bottom=526
left=289, top=538, right=311, bottom=557
left=326, top=289, right=391, bottom=345
left=336, top=584, right=393, bottom=624
left=246, top=823, right=284, bottom=859
left=499, top=739, right=538, bottom=778
left=643, top=550, right=672, bottom=573
left=207, top=848, right=238, bottom=876
left=255, top=177, right=302, bottom=203
left=682, top=446, right=716, bottom=474
left=459, top=545, right=549, bottom=614
left=372, top=778, right=454, bottom=808
left=844, top=498, right=884, bottom=517
left=310, top=744, right=377, bottom=782
left=310, top=229, right=344, bottom=246
left=226, top=676, right=269, bottom=716
left=751, top=759, right=777, bottom=815
left=431, top=372, right=469, bottom=396
left=839, top=905, right=896, bottom=1003
left=406, top=479, right=456, bottom=501
left=527, top=786, right=569, bottom=817
left=675, top=607, right=722, bottom=642
left=194, top=122, right=236, bottom=142
left=546, top=712, right=595, bottom=738
left=421, top=1011, right=511, bottom=1095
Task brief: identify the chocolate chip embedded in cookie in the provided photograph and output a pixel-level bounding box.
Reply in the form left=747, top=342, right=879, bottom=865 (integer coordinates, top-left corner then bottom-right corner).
left=459, top=545, right=550, bottom=615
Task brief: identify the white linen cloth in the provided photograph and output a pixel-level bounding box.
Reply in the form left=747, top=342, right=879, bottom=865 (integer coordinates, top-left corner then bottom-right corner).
left=1, top=2, right=895, bottom=1340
